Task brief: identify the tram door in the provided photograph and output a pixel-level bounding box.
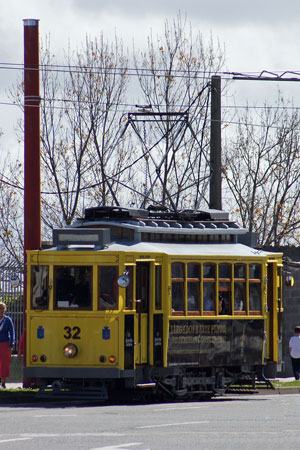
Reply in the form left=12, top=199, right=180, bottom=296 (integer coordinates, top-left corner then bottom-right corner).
left=135, top=262, right=150, bottom=364
left=267, top=262, right=281, bottom=363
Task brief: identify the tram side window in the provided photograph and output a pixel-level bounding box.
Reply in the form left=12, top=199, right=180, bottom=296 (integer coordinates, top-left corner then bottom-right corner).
left=203, top=263, right=215, bottom=313
left=218, top=263, right=232, bottom=315
left=31, top=266, right=49, bottom=309
left=155, top=265, right=162, bottom=310
left=249, top=264, right=262, bottom=313
left=99, top=266, right=118, bottom=310
left=187, top=263, right=200, bottom=313
left=54, top=266, right=92, bottom=309
left=125, top=266, right=134, bottom=310
left=171, top=262, right=184, bottom=314
left=234, top=264, right=246, bottom=313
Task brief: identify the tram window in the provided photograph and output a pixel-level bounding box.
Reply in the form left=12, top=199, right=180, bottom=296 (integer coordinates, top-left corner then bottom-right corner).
left=172, top=262, right=184, bottom=278
left=203, top=264, right=216, bottom=314
left=172, top=282, right=184, bottom=312
left=203, top=283, right=215, bottom=312
left=171, top=262, right=184, bottom=314
left=203, top=263, right=215, bottom=278
left=31, top=266, right=49, bottom=309
left=125, top=266, right=134, bottom=310
left=73, top=267, right=92, bottom=308
left=219, top=286, right=231, bottom=314
left=219, top=263, right=231, bottom=315
left=219, top=263, right=231, bottom=279
left=187, top=263, right=200, bottom=313
left=54, top=266, right=75, bottom=307
left=249, top=282, right=261, bottom=312
left=249, top=264, right=262, bottom=313
left=234, top=264, right=246, bottom=279
left=249, top=263, right=261, bottom=279
left=155, top=265, right=162, bottom=310
left=234, top=264, right=246, bottom=313
left=54, top=266, right=92, bottom=309
left=99, top=266, right=118, bottom=310
left=234, top=281, right=246, bottom=312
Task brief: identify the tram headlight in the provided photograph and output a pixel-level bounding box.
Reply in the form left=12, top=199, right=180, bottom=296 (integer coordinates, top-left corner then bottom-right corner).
left=32, top=354, right=38, bottom=362
left=108, top=355, right=116, bottom=363
left=63, top=343, right=78, bottom=358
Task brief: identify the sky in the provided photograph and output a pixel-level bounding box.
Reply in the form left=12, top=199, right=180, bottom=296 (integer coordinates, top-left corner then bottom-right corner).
left=1, top=0, right=300, bottom=156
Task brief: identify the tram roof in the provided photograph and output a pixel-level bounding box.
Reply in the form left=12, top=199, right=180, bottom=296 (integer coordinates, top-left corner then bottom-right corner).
left=104, top=241, right=282, bottom=258
left=45, top=241, right=282, bottom=259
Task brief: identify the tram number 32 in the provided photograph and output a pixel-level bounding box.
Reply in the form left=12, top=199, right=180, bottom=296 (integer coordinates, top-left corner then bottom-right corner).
left=64, top=326, right=81, bottom=340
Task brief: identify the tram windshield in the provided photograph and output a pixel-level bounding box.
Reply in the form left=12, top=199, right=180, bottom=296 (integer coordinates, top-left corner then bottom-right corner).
left=99, top=266, right=118, bottom=310
left=54, top=266, right=92, bottom=309
left=31, top=266, right=49, bottom=309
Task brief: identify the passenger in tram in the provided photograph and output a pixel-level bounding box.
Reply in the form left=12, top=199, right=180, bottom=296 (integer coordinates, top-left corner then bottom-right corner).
left=55, top=267, right=75, bottom=306
left=74, top=270, right=92, bottom=308
left=219, top=294, right=230, bottom=315
left=203, top=286, right=214, bottom=311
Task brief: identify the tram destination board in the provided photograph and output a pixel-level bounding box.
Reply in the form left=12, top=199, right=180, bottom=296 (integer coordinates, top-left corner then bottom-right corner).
left=167, top=319, right=264, bottom=367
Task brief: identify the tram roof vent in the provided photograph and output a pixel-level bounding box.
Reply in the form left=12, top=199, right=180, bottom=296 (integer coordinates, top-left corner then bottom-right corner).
left=85, top=206, right=149, bottom=220
left=53, top=228, right=110, bottom=249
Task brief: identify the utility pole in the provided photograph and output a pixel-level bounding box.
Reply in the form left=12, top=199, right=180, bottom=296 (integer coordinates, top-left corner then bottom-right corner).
left=209, top=75, right=222, bottom=210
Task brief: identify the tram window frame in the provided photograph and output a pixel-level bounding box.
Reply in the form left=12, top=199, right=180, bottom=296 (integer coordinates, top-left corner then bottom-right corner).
left=218, top=263, right=232, bottom=315
left=124, top=265, right=134, bottom=310
left=31, top=265, right=49, bottom=310
left=234, top=263, right=247, bottom=315
left=98, top=266, right=119, bottom=310
left=187, top=263, right=201, bottom=315
left=171, top=262, right=185, bottom=315
left=249, top=263, right=262, bottom=315
left=54, top=265, right=93, bottom=310
left=203, top=263, right=216, bottom=315
left=155, top=265, right=162, bottom=311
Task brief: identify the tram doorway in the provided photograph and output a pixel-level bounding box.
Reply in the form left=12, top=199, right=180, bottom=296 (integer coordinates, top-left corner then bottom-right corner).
left=266, top=261, right=282, bottom=365
left=135, top=262, right=150, bottom=364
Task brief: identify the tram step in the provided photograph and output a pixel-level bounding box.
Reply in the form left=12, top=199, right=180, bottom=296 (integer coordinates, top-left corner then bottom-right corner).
left=36, top=384, right=109, bottom=401
left=136, top=382, right=156, bottom=388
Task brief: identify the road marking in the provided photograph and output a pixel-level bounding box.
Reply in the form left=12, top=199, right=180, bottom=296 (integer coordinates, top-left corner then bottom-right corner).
left=90, top=444, right=144, bottom=450
left=154, top=405, right=210, bottom=411
left=19, top=433, right=124, bottom=438
left=0, top=438, right=32, bottom=444
left=33, top=414, right=77, bottom=418
left=137, top=421, right=209, bottom=429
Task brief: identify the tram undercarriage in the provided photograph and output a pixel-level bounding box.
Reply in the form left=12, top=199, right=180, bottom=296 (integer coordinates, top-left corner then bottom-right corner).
left=33, top=364, right=266, bottom=401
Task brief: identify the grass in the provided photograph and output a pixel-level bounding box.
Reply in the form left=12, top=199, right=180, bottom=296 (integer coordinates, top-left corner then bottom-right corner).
left=273, top=379, right=300, bottom=388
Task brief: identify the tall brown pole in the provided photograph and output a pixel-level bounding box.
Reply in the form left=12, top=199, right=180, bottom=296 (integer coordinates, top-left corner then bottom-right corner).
left=209, top=75, right=222, bottom=210
left=23, top=19, right=41, bottom=386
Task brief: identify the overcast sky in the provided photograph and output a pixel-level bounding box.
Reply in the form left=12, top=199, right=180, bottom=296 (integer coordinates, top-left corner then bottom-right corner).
left=1, top=0, right=300, bottom=155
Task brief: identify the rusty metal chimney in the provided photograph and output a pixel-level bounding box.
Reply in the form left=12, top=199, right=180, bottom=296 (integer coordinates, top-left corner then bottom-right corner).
left=23, top=19, right=41, bottom=387
left=24, top=19, right=41, bottom=253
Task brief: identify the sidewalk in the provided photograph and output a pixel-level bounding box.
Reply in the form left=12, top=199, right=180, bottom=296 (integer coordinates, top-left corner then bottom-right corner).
left=5, top=382, right=23, bottom=389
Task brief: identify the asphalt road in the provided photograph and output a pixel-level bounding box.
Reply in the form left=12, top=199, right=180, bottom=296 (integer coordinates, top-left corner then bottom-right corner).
left=1, top=392, right=300, bottom=450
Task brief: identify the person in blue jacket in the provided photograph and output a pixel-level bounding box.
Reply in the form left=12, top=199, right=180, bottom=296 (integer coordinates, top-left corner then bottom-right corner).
left=0, top=302, right=15, bottom=388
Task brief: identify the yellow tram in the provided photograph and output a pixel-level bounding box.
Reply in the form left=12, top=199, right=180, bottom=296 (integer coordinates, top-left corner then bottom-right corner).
left=24, top=206, right=283, bottom=398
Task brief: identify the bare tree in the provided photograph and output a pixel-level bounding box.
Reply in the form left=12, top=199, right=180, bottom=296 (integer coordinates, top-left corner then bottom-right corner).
left=223, top=94, right=300, bottom=246
left=39, top=34, right=131, bottom=229
left=0, top=153, right=24, bottom=265
left=131, top=14, right=226, bottom=211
